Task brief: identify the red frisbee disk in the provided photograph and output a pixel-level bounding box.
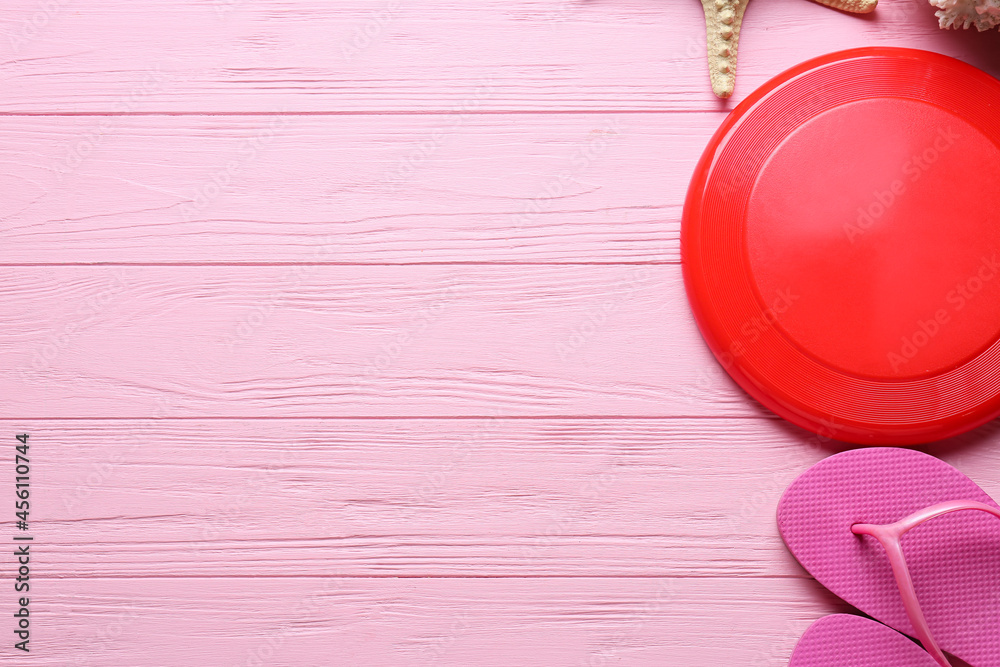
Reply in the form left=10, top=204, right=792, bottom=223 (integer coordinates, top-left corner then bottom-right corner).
left=683, top=48, right=1000, bottom=445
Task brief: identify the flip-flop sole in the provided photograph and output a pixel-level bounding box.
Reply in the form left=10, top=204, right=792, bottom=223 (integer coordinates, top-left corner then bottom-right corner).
left=789, top=615, right=939, bottom=666
left=778, top=448, right=1000, bottom=666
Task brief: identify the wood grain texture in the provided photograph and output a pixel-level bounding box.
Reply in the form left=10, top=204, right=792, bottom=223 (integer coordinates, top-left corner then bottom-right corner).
left=16, top=417, right=826, bottom=579
left=12, top=417, right=1000, bottom=579
left=5, top=0, right=1000, bottom=664
left=1, top=0, right=998, bottom=113
left=0, top=113, right=701, bottom=264
left=1, top=264, right=769, bottom=419
left=25, top=577, right=849, bottom=667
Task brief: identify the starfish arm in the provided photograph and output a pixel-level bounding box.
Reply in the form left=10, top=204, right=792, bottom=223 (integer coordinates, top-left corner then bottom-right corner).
left=810, top=0, right=878, bottom=13
left=701, top=0, right=749, bottom=98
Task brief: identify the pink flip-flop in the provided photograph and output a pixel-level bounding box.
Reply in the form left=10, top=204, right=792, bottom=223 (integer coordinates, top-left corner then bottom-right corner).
left=790, top=615, right=939, bottom=666
left=777, top=448, right=1000, bottom=667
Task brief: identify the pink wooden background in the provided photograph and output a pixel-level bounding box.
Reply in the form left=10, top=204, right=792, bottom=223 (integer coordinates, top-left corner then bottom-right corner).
left=2, top=1, right=1000, bottom=664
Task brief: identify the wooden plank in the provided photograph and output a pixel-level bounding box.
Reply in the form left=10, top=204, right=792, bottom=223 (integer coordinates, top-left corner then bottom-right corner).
left=4, top=4, right=998, bottom=664
left=10, top=417, right=1000, bottom=578
left=26, top=576, right=848, bottom=666
left=1, top=264, right=769, bottom=419
left=1, top=0, right=997, bottom=113
left=16, top=417, right=819, bottom=578
left=0, top=113, right=701, bottom=263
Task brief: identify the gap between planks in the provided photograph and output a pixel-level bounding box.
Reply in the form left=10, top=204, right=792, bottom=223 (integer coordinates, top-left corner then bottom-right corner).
left=9, top=416, right=1000, bottom=579
left=3, top=0, right=999, bottom=113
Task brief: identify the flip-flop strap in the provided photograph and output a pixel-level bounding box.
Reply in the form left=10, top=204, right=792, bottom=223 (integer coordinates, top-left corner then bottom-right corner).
left=851, top=500, right=1000, bottom=667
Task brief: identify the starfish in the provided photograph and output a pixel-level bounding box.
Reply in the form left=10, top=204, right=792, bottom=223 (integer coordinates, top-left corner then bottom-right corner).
left=701, top=0, right=878, bottom=98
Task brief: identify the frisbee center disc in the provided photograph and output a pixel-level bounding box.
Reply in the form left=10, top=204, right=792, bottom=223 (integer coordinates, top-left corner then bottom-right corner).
left=746, top=98, right=1000, bottom=380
